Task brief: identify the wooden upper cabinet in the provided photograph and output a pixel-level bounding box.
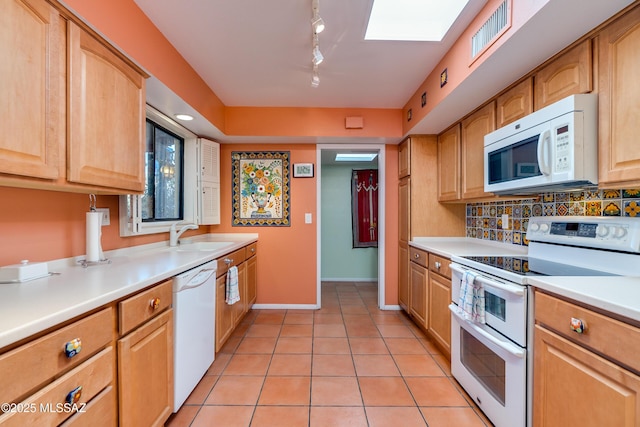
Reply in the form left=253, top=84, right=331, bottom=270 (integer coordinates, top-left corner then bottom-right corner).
left=461, top=102, right=495, bottom=200
left=534, top=39, right=592, bottom=110
left=67, top=22, right=146, bottom=192
left=437, top=125, right=461, bottom=202
left=0, top=0, right=65, bottom=180
left=597, top=4, right=640, bottom=187
left=496, top=78, right=533, bottom=128
left=398, top=139, right=410, bottom=178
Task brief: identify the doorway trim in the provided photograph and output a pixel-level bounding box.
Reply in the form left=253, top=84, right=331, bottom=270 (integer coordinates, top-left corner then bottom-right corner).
left=316, top=143, right=387, bottom=309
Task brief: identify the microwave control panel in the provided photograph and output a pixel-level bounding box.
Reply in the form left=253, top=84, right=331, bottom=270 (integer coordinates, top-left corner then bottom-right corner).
left=554, top=124, right=571, bottom=172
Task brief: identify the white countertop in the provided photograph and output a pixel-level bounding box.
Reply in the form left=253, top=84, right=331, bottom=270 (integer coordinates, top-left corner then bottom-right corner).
left=528, top=276, right=640, bottom=323
left=412, top=236, right=640, bottom=323
left=0, top=233, right=257, bottom=349
left=410, top=237, right=528, bottom=258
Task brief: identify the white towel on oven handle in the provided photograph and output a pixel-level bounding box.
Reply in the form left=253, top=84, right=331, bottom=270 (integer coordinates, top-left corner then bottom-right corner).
left=458, top=271, right=485, bottom=324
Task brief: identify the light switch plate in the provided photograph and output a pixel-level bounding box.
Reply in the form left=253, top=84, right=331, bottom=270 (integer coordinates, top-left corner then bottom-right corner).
left=305, top=213, right=312, bottom=224
left=96, top=208, right=110, bottom=226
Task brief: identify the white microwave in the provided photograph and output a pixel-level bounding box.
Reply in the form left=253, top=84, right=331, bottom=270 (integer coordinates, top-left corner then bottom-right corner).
left=484, top=93, right=598, bottom=195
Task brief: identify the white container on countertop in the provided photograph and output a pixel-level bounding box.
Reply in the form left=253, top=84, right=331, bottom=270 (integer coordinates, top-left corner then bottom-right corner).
left=0, top=260, right=49, bottom=283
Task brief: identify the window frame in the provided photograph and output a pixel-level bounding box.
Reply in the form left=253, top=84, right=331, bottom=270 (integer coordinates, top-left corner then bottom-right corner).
left=119, top=105, right=198, bottom=237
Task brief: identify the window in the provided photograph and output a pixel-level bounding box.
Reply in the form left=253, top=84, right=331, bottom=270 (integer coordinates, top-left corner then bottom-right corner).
left=142, top=120, right=184, bottom=222
left=119, top=106, right=198, bottom=236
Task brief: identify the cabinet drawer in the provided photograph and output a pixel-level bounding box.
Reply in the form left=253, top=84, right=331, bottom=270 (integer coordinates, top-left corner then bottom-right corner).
left=245, top=242, right=257, bottom=259
left=409, top=247, right=428, bottom=268
left=0, top=346, right=114, bottom=427
left=0, top=307, right=113, bottom=405
left=119, top=280, right=172, bottom=336
left=60, top=385, right=116, bottom=427
left=216, top=248, right=246, bottom=277
left=429, top=254, right=451, bottom=279
left=535, top=291, right=640, bottom=372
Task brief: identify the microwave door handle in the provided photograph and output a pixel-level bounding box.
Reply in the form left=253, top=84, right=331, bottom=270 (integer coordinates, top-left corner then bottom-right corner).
left=537, top=130, right=552, bottom=175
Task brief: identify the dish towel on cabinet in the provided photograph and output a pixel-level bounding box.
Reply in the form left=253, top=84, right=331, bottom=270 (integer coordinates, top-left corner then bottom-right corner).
left=225, top=266, right=240, bottom=305
left=458, top=270, right=486, bottom=323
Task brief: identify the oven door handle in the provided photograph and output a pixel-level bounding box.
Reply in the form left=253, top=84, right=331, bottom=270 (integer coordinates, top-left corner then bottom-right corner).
left=449, top=304, right=526, bottom=359
left=450, top=263, right=525, bottom=297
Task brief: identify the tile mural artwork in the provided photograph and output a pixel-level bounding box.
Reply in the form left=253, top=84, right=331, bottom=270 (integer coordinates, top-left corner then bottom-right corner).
left=466, top=189, right=640, bottom=246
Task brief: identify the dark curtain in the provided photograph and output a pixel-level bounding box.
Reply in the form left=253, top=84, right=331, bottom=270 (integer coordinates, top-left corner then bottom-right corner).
left=351, top=169, right=378, bottom=248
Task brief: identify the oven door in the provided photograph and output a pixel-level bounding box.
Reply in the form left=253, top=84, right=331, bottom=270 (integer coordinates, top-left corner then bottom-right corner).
left=450, top=263, right=528, bottom=347
left=450, top=305, right=527, bottom=427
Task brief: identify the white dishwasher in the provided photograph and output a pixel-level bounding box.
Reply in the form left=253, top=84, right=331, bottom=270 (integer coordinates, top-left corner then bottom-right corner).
left=172, top=259, right=217, bottom=412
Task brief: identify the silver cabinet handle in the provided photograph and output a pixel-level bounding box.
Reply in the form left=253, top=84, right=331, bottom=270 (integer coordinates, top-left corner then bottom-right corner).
left=224, top=258, right=233, bottom=265
left=435, top=261, right=441, bottom=270
left=414, top=253, right=420, bottom=259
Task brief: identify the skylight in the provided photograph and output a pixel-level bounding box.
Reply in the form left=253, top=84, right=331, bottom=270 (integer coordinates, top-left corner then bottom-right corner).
left=365, top=0, right=470, bottom=41
left=335, top=153, right=378, bottom=162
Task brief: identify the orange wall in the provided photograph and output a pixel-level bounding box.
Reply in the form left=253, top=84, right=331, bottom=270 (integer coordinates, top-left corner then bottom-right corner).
left=0, top=143, right=400, bottom=307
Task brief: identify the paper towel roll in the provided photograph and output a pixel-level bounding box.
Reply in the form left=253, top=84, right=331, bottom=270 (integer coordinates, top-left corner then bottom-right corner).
left=86, top=211, right=102, bottom=262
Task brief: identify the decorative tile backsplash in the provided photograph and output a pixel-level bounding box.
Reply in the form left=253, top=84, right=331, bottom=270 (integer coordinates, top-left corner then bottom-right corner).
left=466, top=189, right=640, bottom=246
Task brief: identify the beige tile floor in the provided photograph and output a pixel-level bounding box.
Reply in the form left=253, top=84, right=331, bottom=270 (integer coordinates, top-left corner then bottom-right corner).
left=165, top=282, right=493, bottom=427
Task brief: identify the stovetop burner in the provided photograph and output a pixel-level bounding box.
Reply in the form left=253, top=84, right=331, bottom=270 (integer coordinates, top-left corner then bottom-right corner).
left=460, top=255, right=617, bottom=277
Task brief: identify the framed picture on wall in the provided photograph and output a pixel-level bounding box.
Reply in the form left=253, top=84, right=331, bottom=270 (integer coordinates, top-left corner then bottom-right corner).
left=293, top=163, right=314, bottom=178
left=231, top=151, right=290, bottom=226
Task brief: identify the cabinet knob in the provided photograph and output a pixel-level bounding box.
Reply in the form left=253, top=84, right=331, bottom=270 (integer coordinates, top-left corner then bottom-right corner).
left=570, top=317, right=586, bottom=334
left=66, top=386, right=82, bottom=404
left=414, top=253, right=420, bottom=259
left=224, top=258, right=233, bottom=265
left=250, top=248, right=255, bottom=253
left=64, top=338, right=82, bottom=358
left=435, top=261, right=441, bottom=270
left=149, top=297, right=160, bottom=310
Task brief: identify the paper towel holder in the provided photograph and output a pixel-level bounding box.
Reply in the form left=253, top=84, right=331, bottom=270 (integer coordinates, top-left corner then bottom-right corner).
left=78, top=194, right=111, bottom=268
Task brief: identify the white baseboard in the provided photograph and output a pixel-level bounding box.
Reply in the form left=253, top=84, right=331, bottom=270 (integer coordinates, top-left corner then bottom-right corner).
left=251, top=304, right=320, bottom=310
left=321, top=277, right=378, bottom=282
left=379, top=305, right=402, bottom=311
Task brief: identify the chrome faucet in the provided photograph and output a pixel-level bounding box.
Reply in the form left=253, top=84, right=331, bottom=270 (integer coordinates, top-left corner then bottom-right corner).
left=169, top=222, right=199, bottom=247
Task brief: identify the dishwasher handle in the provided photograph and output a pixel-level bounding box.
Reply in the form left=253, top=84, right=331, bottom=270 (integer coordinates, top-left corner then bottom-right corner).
left=175, top=267, right=216, bottom=292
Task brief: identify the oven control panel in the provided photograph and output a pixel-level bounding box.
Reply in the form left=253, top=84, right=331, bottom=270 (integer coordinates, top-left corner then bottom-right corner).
left=527, top=216, right=640, bottom=253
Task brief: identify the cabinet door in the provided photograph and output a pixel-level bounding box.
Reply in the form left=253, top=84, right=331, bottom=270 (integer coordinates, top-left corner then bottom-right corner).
left=437, top=125, right=461, bottom=201
left=597, top=5, right=640, bottom=187
left=398, top=138, right=410, bottom=178
left=409, top=261, right=428, bottom=328
left=534, top=39, right=592, bottom=109
left=118, top=309, right=173, bottom=427
left=428, top=273, right=451, bottom=356
left=496, top=78, right=533, bottom=128
left=200, top=181, right=221, bottom=225
left=398, top=243, right=410, bottom=312
left=233, top=262, right=248, bottom=324
left=67, top=22, right=146, bottom=192
left=216, top=274, right=234, bottom=352
left=461, top=102, right=495, bottom=200
left=534, top=325, right=640, bottom=427
left=246, top=255, right=257, bottom=307
left=0, top=0, right=64, bottom=180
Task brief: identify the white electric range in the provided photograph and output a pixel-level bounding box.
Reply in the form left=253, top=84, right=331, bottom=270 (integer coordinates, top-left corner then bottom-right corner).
left=448, top=216, right=640, bottom=427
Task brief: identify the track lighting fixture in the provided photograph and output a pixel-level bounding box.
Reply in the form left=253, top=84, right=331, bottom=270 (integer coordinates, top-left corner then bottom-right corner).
left=310, top=0, right=326, bottom=87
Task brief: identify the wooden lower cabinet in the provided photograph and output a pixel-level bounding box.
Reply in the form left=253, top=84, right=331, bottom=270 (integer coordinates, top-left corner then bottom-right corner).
left=428, top=272, right=451, bottom=356
left=118, top=309, right=173, bottom=427
left=534, top=290, right=640, bottom=426
left=60, top=386, right=117, bottom=427
left=409, top=261, right=428, bottom=328
left=215, top=243, right=258, bottom=352
left=534, top=325, right=640, bottom=426
left=398, top=243, right=410, bottom=312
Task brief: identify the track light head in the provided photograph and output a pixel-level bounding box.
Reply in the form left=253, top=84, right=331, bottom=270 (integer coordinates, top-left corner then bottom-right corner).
left=312, top=45, right=324, bottom=65
left=311, top=15, right=325, bottom=33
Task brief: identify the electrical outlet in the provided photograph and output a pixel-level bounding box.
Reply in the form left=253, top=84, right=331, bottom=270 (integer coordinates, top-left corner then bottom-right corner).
left=96, top=208, right=110, bottom=226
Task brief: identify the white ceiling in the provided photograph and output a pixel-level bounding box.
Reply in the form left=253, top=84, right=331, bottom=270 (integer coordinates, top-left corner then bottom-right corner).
left=134, top=0, right=634, bottom=143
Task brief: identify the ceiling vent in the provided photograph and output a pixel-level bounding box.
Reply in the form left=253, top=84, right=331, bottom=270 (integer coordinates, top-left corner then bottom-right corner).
left=471, top=0, right=510, bottom=60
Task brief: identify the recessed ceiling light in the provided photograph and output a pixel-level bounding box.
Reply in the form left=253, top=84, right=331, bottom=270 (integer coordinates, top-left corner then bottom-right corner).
left=365, top=0, right=470, bottom=41
left=335, top=153, right=378, bottom=162
left=175, top=114, right=194, bottom=121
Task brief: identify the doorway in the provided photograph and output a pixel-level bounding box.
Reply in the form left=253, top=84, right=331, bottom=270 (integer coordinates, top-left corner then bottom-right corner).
left=316, top=144, right=386, bottom=309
